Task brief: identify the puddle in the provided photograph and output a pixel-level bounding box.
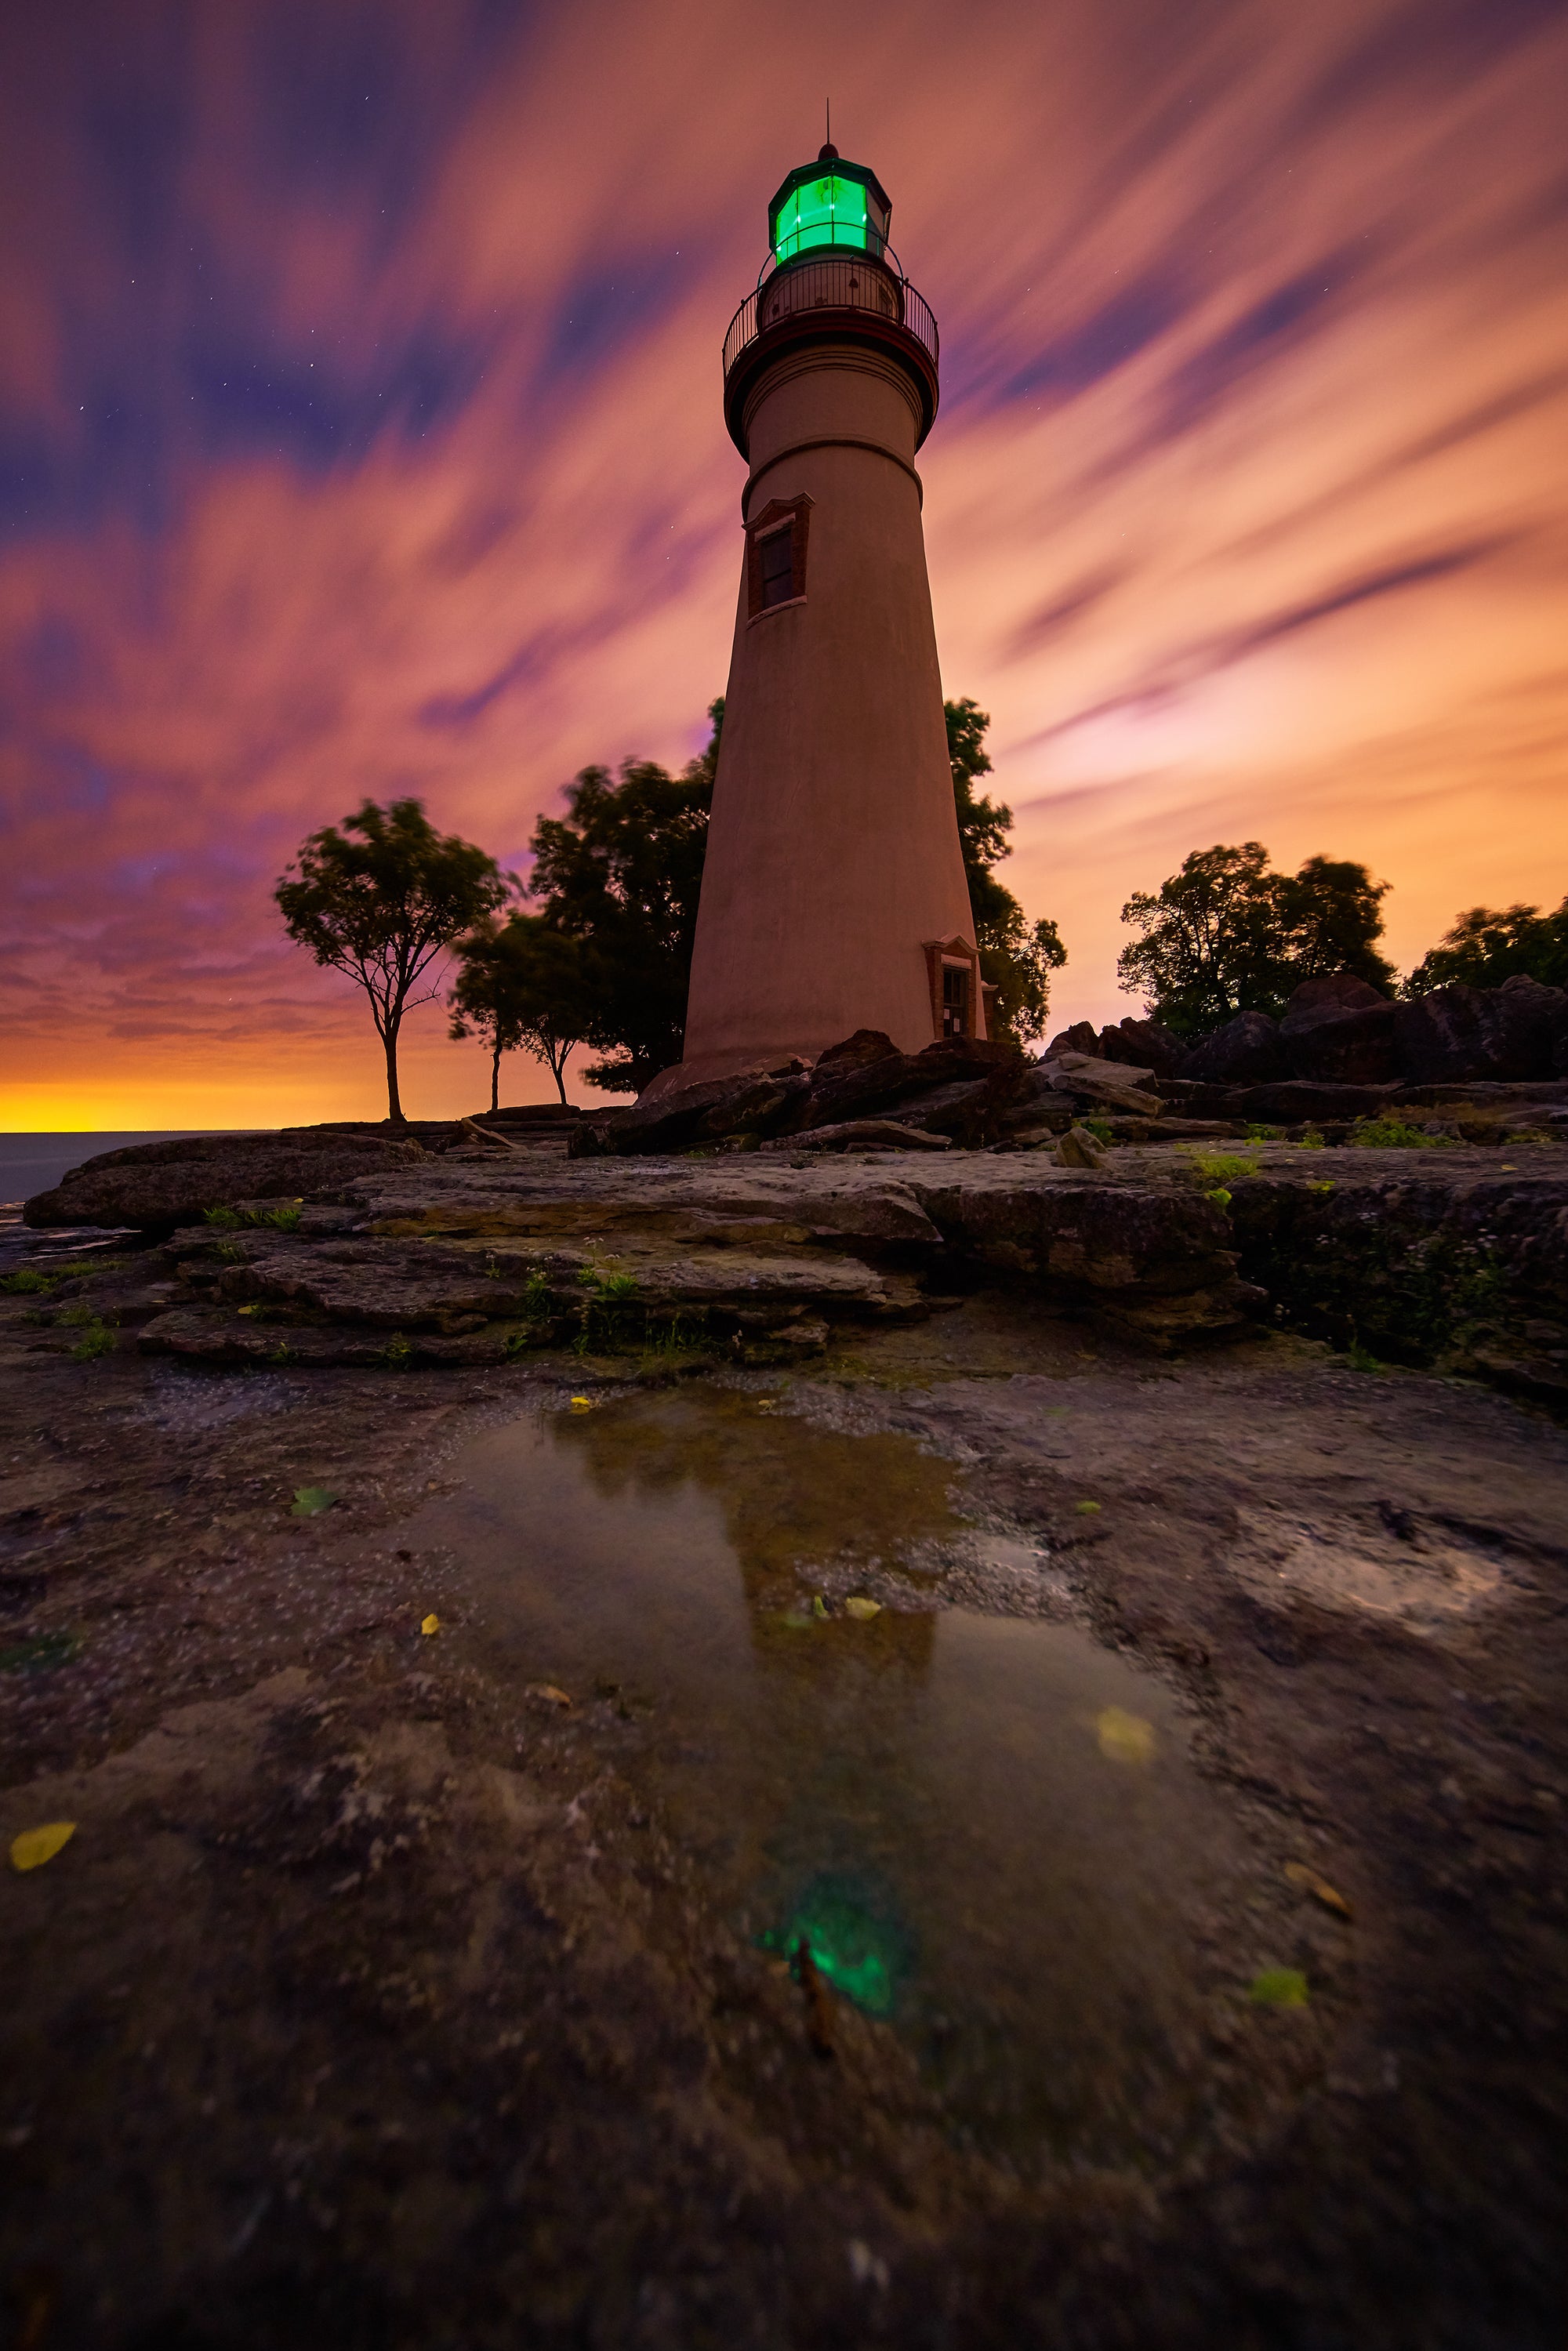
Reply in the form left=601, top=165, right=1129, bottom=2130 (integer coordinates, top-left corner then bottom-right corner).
left=412, top=1388, right=1271, bottom=2173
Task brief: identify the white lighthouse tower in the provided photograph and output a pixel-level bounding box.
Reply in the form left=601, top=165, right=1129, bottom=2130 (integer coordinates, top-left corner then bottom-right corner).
left=660, top=143, right=983, bottom=1093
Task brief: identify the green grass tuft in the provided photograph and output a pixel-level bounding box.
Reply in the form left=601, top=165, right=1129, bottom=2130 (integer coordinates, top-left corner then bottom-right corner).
left=1188, top=1152, right=1260, bottom=1182
left=1349, top=1117, right=1455, bottom=1149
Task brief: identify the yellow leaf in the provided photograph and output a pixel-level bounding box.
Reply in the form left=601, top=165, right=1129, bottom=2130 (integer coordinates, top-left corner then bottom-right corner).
left=1095, top=1706, right=1155, bottom=1765
left=527, top=1682, right=572, bottom=1708
left=1249, top=1966, right=1309, bottom=2006
left=844, top=1596, right=881, bottom=1621
left=1284, top=1860, right=1353, bottom=1918
left=568, top=1396, right=593, bottom=1414
left=420, top=1614, right=440, bottom=1637
left=10, top=1821, right=76, bottom=1872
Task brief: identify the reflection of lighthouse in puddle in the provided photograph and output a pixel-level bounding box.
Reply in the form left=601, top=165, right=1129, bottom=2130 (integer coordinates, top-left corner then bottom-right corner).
left=561, top=1391, right=943, bottom=2016
left=557, top=1392, right=949, bottom=2014
left=409, top=1389, right=1265, bottom=2169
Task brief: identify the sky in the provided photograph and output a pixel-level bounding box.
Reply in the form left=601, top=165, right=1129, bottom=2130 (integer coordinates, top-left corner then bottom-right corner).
left=2, top=0, right=1566, bottom=1128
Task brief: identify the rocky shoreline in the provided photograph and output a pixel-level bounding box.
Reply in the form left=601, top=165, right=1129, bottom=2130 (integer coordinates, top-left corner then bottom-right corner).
left=5, top=1036, right=1568, bottom=2349
left=18, top=1046, right=1568, bottom=1398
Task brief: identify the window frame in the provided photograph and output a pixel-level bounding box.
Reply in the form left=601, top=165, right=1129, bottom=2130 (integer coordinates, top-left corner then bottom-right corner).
left=746, top=493, right=812, bottom=620
left=923, top=935, right=987, bottom=1041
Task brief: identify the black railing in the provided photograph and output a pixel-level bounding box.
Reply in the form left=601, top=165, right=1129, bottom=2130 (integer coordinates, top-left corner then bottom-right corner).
left=723, top=256, right=939, bottom=382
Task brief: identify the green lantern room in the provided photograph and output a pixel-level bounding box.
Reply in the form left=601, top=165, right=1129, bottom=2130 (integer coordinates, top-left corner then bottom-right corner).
left=768, top=147, right=891, bottom=267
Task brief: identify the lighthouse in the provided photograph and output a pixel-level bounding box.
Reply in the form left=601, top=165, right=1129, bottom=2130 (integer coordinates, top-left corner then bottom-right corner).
left=659, top=144, right=984, bottom=1094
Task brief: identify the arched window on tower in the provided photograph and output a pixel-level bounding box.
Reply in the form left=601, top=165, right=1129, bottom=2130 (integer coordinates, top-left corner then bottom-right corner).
left=746, top=494, right=811, bottom=619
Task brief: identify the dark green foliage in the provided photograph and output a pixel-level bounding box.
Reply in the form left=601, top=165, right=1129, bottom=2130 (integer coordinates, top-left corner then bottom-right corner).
left=1403, top=898, right=1568, bottom=996
left=526, top=703, right=722, bottom=1094
left=944, top=698, right=1067, bottom=1044
left=450, top=915, right=589, bottom=1108
left=276, top=799, right=509, bottom=1123
left=1116, top=842, right=1395, bottom=1039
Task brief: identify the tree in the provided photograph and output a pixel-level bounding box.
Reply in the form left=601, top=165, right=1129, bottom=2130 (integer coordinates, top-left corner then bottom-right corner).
left=944, top=697, right=1066, bottom=1044
left=1116, top=842, right=1394, bottom=1039
left=448, top=914, right=589, bottom=1108
left=527, top=702, right=721, bottom=1093
left=275, top=798, right=508, bottom=1123
left=1403, top=898, right=1568, bottom=996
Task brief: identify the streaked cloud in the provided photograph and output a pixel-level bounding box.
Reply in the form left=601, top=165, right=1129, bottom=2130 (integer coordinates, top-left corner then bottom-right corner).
left=2, top=0, right=1566, bottom=1123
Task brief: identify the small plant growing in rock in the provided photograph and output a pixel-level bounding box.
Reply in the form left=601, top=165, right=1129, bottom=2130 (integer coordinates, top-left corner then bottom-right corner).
left=1296, top=1129, right=1326, bottom=1149
left=255, top=1203, right=303, bottom=1231
left=575, top=1265, right=640, bottom=1353
left=1, top=1268, right=60, bottom=1295
left=1349, top=1117, right=1455, bottom=1149
left=203, top=1206, right=241, bottom=1228
left=70, top=1319, right=115, bottom=1362
left=1188, top=1152, right=1259, bottom=1183
left=382, top=1333, right=415, bottom=1369
left=1081, top=1116, right=1113, bottom=1145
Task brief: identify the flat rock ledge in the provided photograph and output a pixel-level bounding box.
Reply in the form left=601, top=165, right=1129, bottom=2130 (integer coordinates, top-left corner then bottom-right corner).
left=20, top=1118, right=1568, bottom=1396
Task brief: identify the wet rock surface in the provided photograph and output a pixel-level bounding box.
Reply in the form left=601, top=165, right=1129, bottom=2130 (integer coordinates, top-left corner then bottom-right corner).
left=1, top=1269, right=1566, bottom=2349
left=17, top=1112, right=1568, bottom=1386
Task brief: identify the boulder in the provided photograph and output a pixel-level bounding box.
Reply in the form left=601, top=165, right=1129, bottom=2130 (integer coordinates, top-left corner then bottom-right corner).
left=758, top=1118, right=952, bottom=1154
left=1237, top=1081, right=1403, bottom=1124
left=1178, top=1013, right=1290, bottom=1086
left=1098, top=1017, right=1185, bottom=1079
left=793, top=1035, right=1023, bottom=1134
left=1280, top=974, right=1388, bottom=1023
left=1392, top=979, right=1568, bottom=1085
left=1041, top=1021, right=1102, bottom=1060
left=24, top=1130, right=426, bottom=1235
left=1277, top=974, right=1398, bottom=1084
left=810, top=1029, right=901, bottom=1074
left=1496, top=974, right=1568, bottom=1076
left=1281, top=1005, right=1398, bottom=1084
left=1037, top=1054, right=1163, bottom=1116
left=1055, top=1127, right=1106, bottom=1170
left=570, top=1033, right=1029, bottom=1156
left=572, top=1070, right=811, bottom=1157
left=910, top=1175, right=1264, bottom=1344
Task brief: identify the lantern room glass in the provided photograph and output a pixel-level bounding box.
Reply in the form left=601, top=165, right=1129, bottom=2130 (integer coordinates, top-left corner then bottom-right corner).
left=768, top=160, right=891, bottom=268
left=773, top=172, right=869, bottom=263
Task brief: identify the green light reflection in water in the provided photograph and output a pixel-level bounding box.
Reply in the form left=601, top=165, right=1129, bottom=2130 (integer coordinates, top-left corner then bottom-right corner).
left=757, top=1870, right=912, bottom=2019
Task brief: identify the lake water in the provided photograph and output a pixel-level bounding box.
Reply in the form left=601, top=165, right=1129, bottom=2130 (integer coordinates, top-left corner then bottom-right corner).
left=0, top=1132, right=249, bottom=1208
